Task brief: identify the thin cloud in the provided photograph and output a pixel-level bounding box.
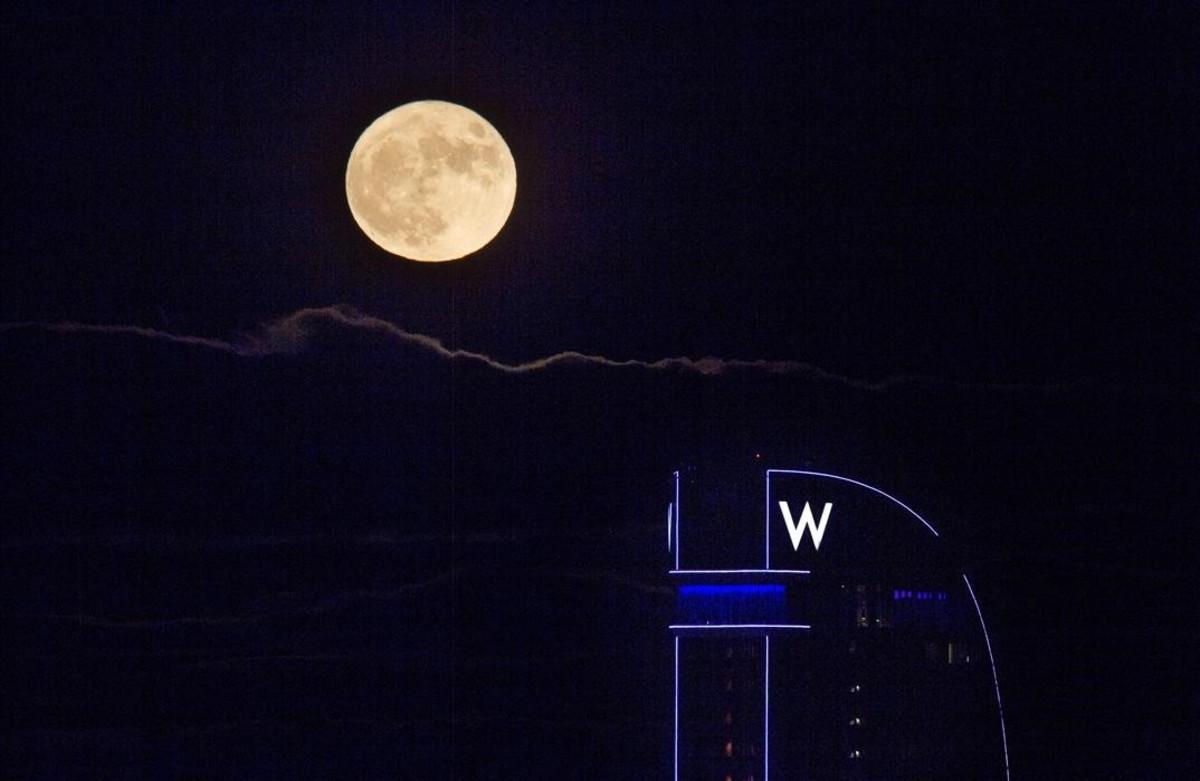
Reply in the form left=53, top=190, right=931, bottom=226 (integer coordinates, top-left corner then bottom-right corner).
left=247, top=306, right=880, bottom=386
left=0, top=307, right=883, bottom=386
left=0, top=306, right=1177, bottom=395
left=552, top=568, right=674, bottom=596
left=0, top=320, right=239, bottom=354
left=9, top=568, right=458, bottom=629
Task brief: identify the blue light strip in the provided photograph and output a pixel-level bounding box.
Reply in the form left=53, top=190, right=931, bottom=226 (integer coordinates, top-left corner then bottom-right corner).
left=962, top=573, right=1011, bottom=781
left=766, top=469, right=942, bottom=538
left=669, top=623, right=811, bottom=631
left=679, top=585, right=785, bottom=596
left=668, top=568, right=810, bottom=575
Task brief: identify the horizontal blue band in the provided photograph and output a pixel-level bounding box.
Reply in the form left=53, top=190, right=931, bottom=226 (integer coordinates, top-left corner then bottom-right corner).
left=679, top=585, right=785, bottom=596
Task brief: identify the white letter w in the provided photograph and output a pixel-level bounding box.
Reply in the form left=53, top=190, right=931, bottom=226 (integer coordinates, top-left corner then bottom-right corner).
left=779, top=501, right=833, bottom=552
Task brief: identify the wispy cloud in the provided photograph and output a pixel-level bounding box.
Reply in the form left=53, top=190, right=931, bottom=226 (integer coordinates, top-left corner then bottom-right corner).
left=0, top=306, right=1177, bottom=395
left=552, top=568, right=673, bottom=596
left=0, top=523, right=661, bottom=552
left=0, top=306, right=887, bottom=386
left=0, top=319, right=239, bottom=353
left=244, top=306, right=888, bottom=387
left=7, top=568, right=458, bottom=629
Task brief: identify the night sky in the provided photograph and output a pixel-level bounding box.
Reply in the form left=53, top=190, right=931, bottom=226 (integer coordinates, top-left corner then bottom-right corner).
left=2, top=3, right=1196, bottom=778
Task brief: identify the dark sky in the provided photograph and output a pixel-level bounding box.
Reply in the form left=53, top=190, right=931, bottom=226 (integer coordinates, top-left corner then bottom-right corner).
left=5, top=2, right=1193, bottom=383
left=2, top=2, right=1197, bottom=778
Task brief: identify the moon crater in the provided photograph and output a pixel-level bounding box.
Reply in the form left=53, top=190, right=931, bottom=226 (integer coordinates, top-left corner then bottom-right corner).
left=346, top=101, right=516, bottom=261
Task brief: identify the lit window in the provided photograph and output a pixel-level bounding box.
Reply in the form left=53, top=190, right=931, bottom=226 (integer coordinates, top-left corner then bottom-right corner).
left=849, top=749, right=862, bottom=759
left=724, top=741, right=734, bottom=757
left=849, top=716, right=862, bottom=726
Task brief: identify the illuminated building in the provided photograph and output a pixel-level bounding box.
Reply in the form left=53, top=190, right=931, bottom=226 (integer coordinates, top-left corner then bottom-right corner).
left=667, top=461, right=1009, bottom=780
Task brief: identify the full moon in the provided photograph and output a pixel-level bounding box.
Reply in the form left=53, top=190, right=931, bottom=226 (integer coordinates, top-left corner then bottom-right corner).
left=345, top=100, right=517, bottom=262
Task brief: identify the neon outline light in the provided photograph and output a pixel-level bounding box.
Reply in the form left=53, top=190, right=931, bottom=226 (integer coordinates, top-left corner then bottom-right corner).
left=963, top=573, right=1011, bottom=781
left=766, top=469, right=941, bottom=568
left=765, top=470, right=771, bottom=567
left=667, top=502, right=672, bottom=551
left=764, top=635, right=770, bottom=781
left=669, top=468, right=1007, bottom=779
left=669, top=569, right=809, bottom=575
left=673, top=471, right=680, bottom=571
left=673, top=635, right=679, bottom=781
left=673, top=632, right=791, bottom=781
left=668, top=624, right=811, bottom=631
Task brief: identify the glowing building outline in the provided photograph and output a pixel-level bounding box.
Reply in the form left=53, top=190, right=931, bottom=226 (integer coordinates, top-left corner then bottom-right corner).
left=963, top=573, right=1012, bottom=781
left=765, top=469, right=941, bottom=570
left=670, top=467, right=1010, bottom=781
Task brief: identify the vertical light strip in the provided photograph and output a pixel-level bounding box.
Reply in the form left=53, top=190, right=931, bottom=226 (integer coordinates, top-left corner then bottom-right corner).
left=764, top=634, right=770, bottom=781
left=667, top=502, right=673, bottom=551
left=764, top=470, right=772, bottom=569
left=962, top=573, right=1011, bottom=781
left=674, top=471, right=681, bottom=571
left=674, top=635, right=679, bottom=781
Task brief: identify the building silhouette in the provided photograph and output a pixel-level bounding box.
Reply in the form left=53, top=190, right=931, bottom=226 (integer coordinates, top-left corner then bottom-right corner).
left=668, top=460, right=1009, bottom=780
